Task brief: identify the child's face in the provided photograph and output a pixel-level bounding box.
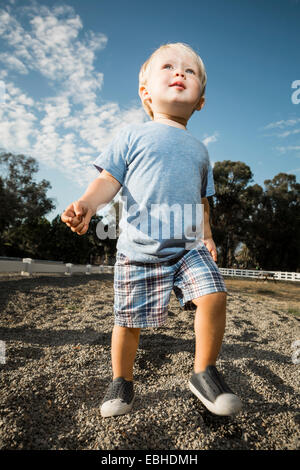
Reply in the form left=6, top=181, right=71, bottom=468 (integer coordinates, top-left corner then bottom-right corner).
left=140, top=47, right=205, bottom=120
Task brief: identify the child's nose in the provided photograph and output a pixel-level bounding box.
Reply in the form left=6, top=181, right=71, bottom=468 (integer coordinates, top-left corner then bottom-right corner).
left=175, top=70, right=185, bottom=78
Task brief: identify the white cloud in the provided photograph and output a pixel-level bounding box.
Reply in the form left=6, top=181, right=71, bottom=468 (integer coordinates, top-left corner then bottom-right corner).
left=275, top=145, right=300, bottom=154
left=0, top=53, right=28, bottom=74
left=0, top=82, right=37, bottom=152
left=277, top=128, right=300, bottom=138
left=0, top=2, right=146, bottom=188
left=202, top=132, right=219, bottom=146
left=288, top=167, right=300, bottom=173
left=263, top=118, right=300, bottom=130
left=262, top=117, right=300, bottom=146
left=0, top=5, right=107, bottom=104
left=262, top=119, right=300, bottom=160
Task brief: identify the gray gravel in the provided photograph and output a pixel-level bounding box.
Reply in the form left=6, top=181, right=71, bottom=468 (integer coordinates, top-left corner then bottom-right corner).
left=0, top=273, right=299, bottom=450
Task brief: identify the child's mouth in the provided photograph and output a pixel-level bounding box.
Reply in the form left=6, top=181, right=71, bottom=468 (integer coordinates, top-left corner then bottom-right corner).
left=170, top=81, right=185, bottom=89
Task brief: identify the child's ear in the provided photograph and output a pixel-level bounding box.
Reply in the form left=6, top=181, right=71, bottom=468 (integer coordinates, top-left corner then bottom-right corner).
left=139, top=85, right=151, bottom=103
left=195, top=96, right=205, bottom=111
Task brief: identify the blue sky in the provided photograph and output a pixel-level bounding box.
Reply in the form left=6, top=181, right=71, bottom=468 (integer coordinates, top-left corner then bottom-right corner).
left=0, top=0, right=299, bottom=221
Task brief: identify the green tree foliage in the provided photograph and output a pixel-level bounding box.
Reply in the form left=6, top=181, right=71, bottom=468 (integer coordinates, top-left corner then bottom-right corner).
left=245, top=173, right=300, bottom=271
left=0, top=152, right=55, bottom=256
left=210, top=161, right=300, bottom=271
left=39, top=215, right=100, bottom=264
left=0, top=152, right=55, bottom=232
left=2, top=216, right=52, bottom=258
left=210, top=160, right=255, bottom=267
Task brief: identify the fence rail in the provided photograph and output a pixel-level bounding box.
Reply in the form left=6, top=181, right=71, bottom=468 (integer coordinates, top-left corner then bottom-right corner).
left=219, top=268, right=300, bottom=282
left=0, top=257, right=114, bottom=276
left=0, top=257, right=299, bottom=281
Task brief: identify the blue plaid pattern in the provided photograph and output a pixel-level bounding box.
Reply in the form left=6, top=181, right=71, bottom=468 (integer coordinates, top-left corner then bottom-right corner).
left=113, top=246, right=227, bottom=328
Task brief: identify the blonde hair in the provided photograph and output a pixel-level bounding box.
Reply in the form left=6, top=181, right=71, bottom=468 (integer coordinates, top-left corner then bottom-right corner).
left=139, top=42, right=207, bottom=119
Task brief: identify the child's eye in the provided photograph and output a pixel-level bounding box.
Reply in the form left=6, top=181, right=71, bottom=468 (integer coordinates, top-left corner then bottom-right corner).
left=163, top=64, right=173, bottom=70
left=186, top=68, right=195, bottom=74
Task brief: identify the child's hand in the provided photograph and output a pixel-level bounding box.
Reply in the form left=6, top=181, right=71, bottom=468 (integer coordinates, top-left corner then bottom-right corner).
left=61, top=200, right=93, bottom=236
left=202, top=237, right=218, bottom=262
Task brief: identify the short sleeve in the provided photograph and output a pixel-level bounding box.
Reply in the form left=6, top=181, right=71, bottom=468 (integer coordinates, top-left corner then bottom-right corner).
left=201, top=152, right=215, bottom=198
left=93, top=129, right=129, bottom=185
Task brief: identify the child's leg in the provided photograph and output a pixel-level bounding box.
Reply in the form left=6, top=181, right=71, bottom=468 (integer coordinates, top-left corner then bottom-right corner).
left=190, top=291, right=242, bottom=415
left=101, top=326, right=140, bottom=417
left=192, top=292, right=227, bottom=373
left=111, top=325, right=141, bottom=381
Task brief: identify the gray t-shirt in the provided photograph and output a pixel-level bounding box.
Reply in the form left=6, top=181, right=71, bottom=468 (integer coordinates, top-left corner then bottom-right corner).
left=93, top=121, right=215, bottom=263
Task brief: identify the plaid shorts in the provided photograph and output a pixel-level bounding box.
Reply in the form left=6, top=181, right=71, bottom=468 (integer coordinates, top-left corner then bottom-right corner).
left=113, top=246, right=227, bottom=328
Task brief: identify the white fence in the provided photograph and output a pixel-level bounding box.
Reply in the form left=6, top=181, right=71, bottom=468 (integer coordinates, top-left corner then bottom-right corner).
left=219, top=268, right=300, bottom=282
left=0, top=257, right=299, bottom=281
left=0, top=257, right=114, bottom=276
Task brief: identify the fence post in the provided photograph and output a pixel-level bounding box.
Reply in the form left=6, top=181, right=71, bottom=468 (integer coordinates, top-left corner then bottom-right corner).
left=86, top=264, right=92, bottom=275
left=0, top=340, right=6, bottom=364
left=21, top=258, right=32, bottom=276
left=65, top=263, right=73, bottom=276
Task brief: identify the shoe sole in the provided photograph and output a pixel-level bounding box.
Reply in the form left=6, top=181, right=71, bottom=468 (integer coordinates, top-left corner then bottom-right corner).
left=189, top=381, right=242, bottom=416
left=101, top=395, right=135, bottom=418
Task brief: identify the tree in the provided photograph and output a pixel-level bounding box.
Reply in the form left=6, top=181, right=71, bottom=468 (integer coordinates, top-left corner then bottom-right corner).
left=246, top=173, right=300, bottom=271
left=0, top=152, right=55, bottom=255
left=210, top=160, right=256, bottom=267
left=2, top=216, right=52, bottom=259
left=210, top=163, right=300, bottom=271
left=43, top=215, right=102, bottom=264
left=235, top=243, right=253, bottom=269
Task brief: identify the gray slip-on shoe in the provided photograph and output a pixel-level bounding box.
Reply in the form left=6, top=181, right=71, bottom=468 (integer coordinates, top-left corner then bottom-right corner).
left=189, top=365, right=242, bottom=416
left=101, top=377, right=135, bottom=418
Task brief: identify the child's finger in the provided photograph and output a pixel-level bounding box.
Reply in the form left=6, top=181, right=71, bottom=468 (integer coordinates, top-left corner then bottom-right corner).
left=61, top=212, right=73, bottom=223
left=61, top=204, right=76, bottom=219
left=71, top=218, right=86, bottom=233
left=68, top=215, right=83, bottom=227
left=71, top=223, right=83, bottom=232
left=74, top=201, right=87, bottom=219
left=77, top=226, right=88, bottom=236
left=75, top=224, right=88, bottom=236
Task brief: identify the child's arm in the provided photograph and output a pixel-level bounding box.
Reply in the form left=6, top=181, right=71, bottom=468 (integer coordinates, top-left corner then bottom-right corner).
left=201, top=197, right=217, bottom=262
left=61, top=170, right=121, bottom=236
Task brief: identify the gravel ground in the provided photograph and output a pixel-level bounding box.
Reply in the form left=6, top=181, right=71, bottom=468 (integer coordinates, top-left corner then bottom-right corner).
left=0, top=272, right=299, bottom=451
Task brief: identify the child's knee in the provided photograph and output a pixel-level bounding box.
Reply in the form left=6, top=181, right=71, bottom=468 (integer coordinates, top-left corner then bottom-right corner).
left=114, top=325, right=141, bottom=336
left=192, top=291, right=227, bottom=308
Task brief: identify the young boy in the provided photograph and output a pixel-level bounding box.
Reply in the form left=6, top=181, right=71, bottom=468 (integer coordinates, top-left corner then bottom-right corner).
left=61, top=43, right=242, bottom=418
